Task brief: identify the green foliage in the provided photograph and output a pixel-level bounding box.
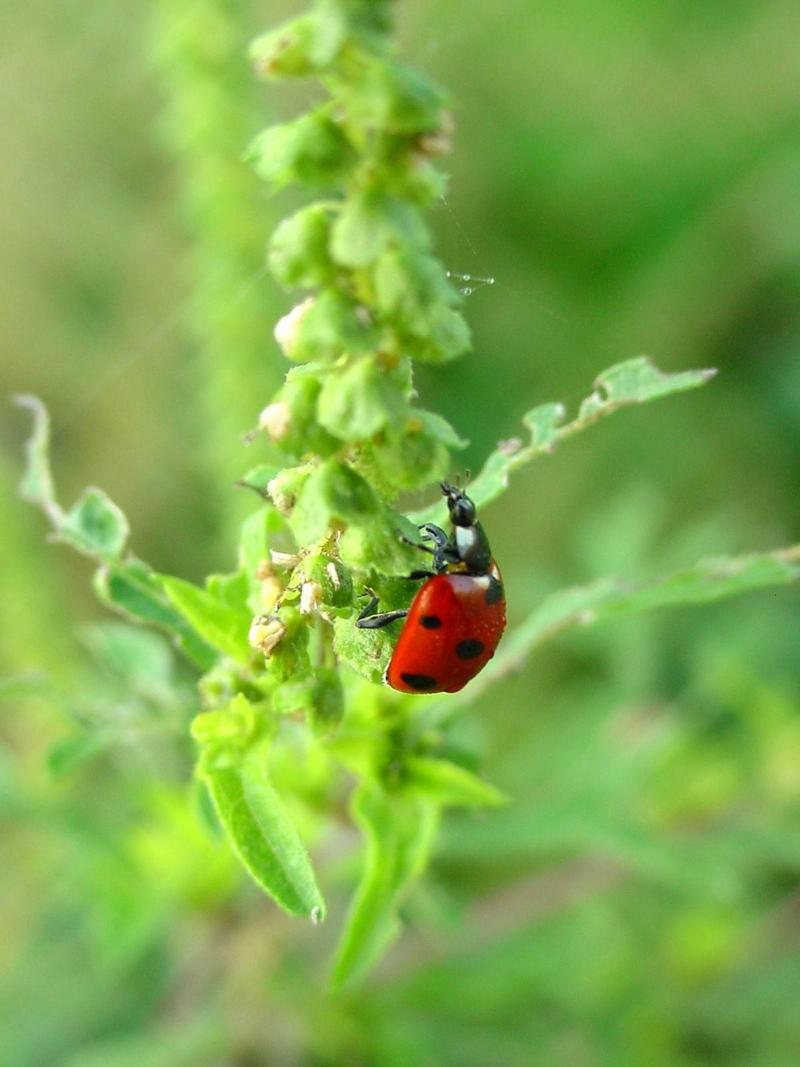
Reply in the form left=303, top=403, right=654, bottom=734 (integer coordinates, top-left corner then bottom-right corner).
left=331, top=782, right=439, bottom=989
left=196, top=700, right=325, bottom=920
left=412, top=357, right=717, bottom=524
left=11, top=0, right=800, bottom=1036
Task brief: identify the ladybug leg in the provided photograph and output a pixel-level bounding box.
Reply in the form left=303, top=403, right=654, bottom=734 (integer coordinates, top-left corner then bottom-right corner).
left=419, top=523, right=448, bottom=547
left=399, top=533, right=436, bottom=555
left=356, top=589, right=409, bottom=630
left=406, top=569, right=435, bottom=580
left=418, top=523, right=463, bottom=572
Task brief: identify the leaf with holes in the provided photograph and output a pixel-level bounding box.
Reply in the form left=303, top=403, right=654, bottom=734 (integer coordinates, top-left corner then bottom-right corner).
left=410, top=357, right=716, bottom=524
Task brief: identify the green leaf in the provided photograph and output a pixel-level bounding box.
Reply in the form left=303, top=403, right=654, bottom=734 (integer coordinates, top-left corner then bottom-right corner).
left=330, top=782, right=438, bottom=989
left=338, top=505, right=419, bottom=573
left=60, top=487, right=129, bottom=559
left=521, top=401, right=565, bottom=451
left=320, top=459, right=379, bottom=523
left=404, top=757, right=507, bottom=808
left=589, top=357, right=716, bottom=407
left=238, top=506, right=288, bottom=603
left=94, top=560, right=217, bottom=671
left=308, top=667, right=345, bottom=736
left=160, top=575, right=252, bottom=665
left=47, top=732, right=110, bottom=778
left=410, top=409, right=468, bottom=450
left=81, top=622, right=173, bottom=698
left=15, top=396, right=216, bottom=668
left=203, top=737, right=325, bottom=920
left=191, top=692, right=258, bottom=749
left=16, top=396, right=128, bottom=558
left=13, top=394, right=60, bottom=518
left=592, top=546, right=800, bottom=619
left=317, top=358, right=405, bottom=440
left=237, top=464, right=280, bottom=498
left=410, top=357, right=716, bottom=524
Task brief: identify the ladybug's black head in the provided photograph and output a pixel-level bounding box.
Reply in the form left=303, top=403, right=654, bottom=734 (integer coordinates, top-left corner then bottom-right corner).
left=441, top=482, right=476, bottom=527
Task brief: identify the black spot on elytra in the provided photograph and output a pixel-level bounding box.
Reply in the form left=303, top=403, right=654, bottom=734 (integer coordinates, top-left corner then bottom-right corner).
left=455, top=638, right=485, bottom=660
left=400, top=672, right=438, bottom=691
left=419, top=614, right=442, bottom=629
left=485, top=576, right=504, bottom=604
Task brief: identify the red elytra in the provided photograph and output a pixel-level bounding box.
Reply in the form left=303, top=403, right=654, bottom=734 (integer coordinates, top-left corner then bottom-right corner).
left=356, top=483, right=507, bottom=694
left=386, top=561, right=506, bottom=694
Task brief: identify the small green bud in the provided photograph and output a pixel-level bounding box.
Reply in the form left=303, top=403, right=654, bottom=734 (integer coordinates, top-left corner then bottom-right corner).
left=274, top=298, right=315, bottom=358
left=289, top=460, right=378, bottom=544
left=197, top=661, right=241, bottom=709
left=246, top=110, right=354, bottom=189
left=268, top=465, right=312, bottom=514
left=363, top=422, right=450, bottom=491
left=290, top=290, right=376, bottom=364
left=268, top=204, right=335, bottom=289
left=258, top=401, right=292, bottom=442
left=406, top=304, right=472, bottom=364
left=250, top=16, right=320, bottom=79
left=330, top=190, right=394, bottom=269
left=267, top=369, right=339, bottom=457
left=348, top=61, right=447, bottom=135
left=317, top=357, right=406, bottom=440
left=374, top=246, right=456, bottom=328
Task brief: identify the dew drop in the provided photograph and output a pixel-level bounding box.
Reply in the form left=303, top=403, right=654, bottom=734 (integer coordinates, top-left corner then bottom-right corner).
left=310, top=906, right=324, bottom=925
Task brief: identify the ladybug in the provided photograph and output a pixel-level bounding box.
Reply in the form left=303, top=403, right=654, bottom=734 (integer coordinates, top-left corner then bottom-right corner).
left=356, top=482, right=506, bottom=693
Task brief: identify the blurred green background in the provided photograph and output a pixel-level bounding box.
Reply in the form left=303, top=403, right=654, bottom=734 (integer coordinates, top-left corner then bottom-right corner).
left=3, top=1, right=800, bottom=1064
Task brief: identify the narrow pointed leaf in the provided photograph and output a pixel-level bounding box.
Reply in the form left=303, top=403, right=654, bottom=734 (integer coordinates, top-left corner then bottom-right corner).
left=94, top=562, right=217, bottom=671
left=161, top=576, right=252, bottom=664
left=203, top=739, right=325, bottom=920
left=404, top=757, right=507, bottom=808
left=330, top=782, right=438, bottom=990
